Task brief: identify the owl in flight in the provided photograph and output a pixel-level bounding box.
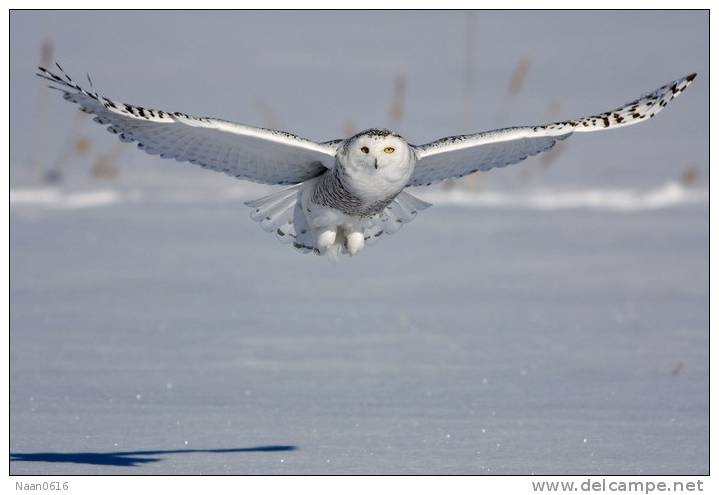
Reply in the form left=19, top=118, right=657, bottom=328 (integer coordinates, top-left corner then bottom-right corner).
left=38, top=65, right=695, bottom=257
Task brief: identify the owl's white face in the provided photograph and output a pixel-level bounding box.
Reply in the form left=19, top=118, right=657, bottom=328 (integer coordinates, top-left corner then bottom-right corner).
left=341, top=130, right=415, bottom=187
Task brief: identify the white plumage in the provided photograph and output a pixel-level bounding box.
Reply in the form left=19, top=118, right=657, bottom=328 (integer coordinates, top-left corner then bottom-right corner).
left=37, top=65, right=696, bottom=258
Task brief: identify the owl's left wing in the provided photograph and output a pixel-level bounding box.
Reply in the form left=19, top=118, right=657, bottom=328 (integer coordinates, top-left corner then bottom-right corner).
left=408, top=73, right=696, bottom=186
left=37, top=65, right=337, bottom=185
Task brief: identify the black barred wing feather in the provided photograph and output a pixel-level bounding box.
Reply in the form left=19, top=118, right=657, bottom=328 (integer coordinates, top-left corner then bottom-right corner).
left=37, top=65, right=337, bottom=185
left=408, top=73, right=696, bottom=187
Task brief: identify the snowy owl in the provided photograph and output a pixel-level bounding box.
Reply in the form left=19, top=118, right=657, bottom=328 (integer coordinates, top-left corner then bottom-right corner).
left=37, top=65, right=696, bottom=257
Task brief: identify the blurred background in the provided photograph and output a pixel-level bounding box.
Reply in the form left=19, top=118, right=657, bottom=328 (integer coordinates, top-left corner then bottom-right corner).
left=10, top=11, right=708, bottom=475
left=10, top=10, right=708, bottom=197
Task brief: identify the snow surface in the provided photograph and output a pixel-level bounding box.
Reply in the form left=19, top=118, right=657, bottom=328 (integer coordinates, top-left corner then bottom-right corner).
left=10, top=183, right=708, bottom=474
left=10, top=10, right=708, bottom=475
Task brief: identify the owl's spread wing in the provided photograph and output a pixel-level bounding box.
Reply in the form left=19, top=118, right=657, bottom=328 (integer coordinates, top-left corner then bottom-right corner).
left=408, top=73, right=696, bottom=186
left=37, top=65, right=337, bottom=185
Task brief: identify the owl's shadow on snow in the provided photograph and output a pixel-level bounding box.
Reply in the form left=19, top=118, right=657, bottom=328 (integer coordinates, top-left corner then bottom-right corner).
left=10, top=445, right=297, bottom=467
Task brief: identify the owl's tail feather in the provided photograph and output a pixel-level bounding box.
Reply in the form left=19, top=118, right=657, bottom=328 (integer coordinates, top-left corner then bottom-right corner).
left=244, top=183, right=319, bottom=254
left=361, top=190, right=432, bottom=245
left=244, top=185, right=432, bottom=256
left=246, top=184, right=302, bottom=232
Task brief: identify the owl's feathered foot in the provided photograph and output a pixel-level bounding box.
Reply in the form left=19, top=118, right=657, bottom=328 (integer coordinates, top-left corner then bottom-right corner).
left=316, top=225, right=365, bottom=257
left=345, top=231, right=365, bottom=256
left=316, top=228, right=337, bottom=254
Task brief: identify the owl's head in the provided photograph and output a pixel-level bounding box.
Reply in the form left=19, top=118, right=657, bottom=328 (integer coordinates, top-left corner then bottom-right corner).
left=340, top=129, right=414, bottom=183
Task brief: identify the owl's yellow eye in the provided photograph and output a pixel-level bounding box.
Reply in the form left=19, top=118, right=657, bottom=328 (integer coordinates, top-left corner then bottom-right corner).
left=360, top=146, right=370, bottom=154
left=384, top=147, right=395, bottom=154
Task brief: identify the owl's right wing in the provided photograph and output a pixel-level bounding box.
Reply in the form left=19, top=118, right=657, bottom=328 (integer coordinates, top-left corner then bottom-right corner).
left=37, top=65, right=337, bottom=185
left=408, top=73, right=696, bottom=186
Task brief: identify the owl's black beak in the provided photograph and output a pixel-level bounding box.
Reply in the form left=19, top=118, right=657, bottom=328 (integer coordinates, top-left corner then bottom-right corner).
left=374, top=158, right=378, bottom=170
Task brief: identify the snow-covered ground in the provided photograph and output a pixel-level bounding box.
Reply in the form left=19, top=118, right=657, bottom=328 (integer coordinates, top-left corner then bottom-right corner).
left=10, top=10, right=708, bottom=475
left=10, top=180, right=708, bottom=475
